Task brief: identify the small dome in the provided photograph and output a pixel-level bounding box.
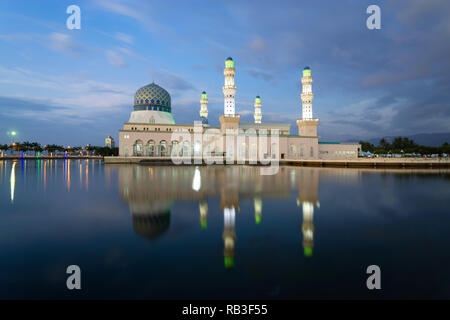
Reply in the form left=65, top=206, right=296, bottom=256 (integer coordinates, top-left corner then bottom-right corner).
left=256, top=95, right=260, bottom=98
left=304, top=66, right=311, bottom=70
left=226, top=57, right=233, bottom=61
left=202, top=91, right=206, bottom=94
left=200, top=116, right=208, bottom=125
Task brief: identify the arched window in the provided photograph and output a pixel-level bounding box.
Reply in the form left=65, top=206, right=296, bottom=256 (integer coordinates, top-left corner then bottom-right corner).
left=271, top=142, right=278, bottom=159
left=239, top=142, right=247, bottom=159
left=171, top=140, right=179, bottom=157
left=289, top=144, right=297, bottom=158
left=182, top=141, right=191, bottom=157
left=250, top=143, right=257, bottom=161
left=133, top=140, right=144, bottom=156
left=160, top=140, right=167, bottom=156
left=194, top=140, right=202, bottom=157
left=147, top=140, right=155, bottom=156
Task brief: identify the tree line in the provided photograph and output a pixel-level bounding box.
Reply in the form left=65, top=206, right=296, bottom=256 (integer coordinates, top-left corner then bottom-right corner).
left=0, top=141, right=118, bottom=157
left=359, top=137, right=450, bottom=156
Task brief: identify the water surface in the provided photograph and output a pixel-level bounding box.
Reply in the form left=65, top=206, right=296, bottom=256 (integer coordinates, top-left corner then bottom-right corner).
left=1, top=159, right=450, bottom=299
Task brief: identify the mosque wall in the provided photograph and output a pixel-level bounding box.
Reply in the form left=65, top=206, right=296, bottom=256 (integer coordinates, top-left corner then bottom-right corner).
left=318, top=143, right=361, bottom=159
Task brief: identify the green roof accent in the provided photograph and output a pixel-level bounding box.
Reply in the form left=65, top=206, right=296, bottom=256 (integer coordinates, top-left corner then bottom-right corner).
left=255, top=215, right=261, bottom=224
left=255, top=97, right=261, bottom=103
left=201, top=220, right=207, bottom=229
left=225, top=59, right=234, bottom=68
left=304, top=247, right=313, bottom=257
left=303, top=68, right=311, bottom=77
left=201, top=92, right=207, bottom=99
left=225, top=257, right=234, bottom=268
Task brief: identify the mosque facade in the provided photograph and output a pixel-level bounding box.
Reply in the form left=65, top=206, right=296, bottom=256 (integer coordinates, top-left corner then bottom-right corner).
left=118, top=57, right=360, bottom=160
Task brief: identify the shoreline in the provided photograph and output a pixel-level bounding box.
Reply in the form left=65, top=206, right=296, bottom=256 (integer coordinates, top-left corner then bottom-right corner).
left=2, top=156, right=449, bottom=169
left=0, top=156, right=103, bottom=160
left=103, top=156, right=450, bottom=169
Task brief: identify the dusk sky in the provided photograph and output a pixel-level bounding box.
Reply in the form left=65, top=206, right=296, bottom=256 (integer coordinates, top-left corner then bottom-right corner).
left=0, top=0, right=449, bottom=146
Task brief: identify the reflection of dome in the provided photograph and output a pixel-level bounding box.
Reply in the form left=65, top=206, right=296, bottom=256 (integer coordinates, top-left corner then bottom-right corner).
left=134, top=83, right=171, bottom=113
left=130, top=201, right=173, bottom=241
left=132, top=209, right=171, bottom=241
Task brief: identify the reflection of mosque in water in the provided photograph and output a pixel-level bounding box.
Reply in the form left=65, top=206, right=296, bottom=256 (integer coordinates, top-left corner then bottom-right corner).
left=114, top=165, right=321, bottom=268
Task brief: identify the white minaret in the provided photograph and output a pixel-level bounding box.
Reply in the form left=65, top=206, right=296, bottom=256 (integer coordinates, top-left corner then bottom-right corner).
left=200, top=91, right=208, bottom=119
left=254, top=96, right=262, bottom=124
left=301, top=66, right=313, bottom=120
left=223, top=57, right=236, bottom=116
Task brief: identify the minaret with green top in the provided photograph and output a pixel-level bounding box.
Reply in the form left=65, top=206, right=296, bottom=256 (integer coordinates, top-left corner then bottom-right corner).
left=200, top=91, right=208, bottom=119
left=254, top=96, right=262, bottom=124
left=297, top=66, right=319, bottom=139
left=223, top=57, right=236, bottom=116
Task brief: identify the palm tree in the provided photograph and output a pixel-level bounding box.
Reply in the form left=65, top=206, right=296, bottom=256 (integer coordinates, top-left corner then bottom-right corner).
left=11, top=142, right=22, bottom=156
left=31, top=142, right=43, bottom=156
left=21, top=141, right=33, bottom=155
left=44, top=144, right=62, bottom=157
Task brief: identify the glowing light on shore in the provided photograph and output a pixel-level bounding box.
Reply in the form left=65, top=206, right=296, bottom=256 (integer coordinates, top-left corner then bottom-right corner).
left=10, top=162, right=16, bottom=203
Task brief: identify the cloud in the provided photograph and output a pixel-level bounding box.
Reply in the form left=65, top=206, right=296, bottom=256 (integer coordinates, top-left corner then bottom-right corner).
left=247, top=69, right=274, bottom=81
left=106, top=50, right=126, bottom=68
left=151, top=72, right=196, bottom=92
left=95, top=0, right=167, bottom=35
left=248, top=35, right=268, bottom=52
left=47, top=33, right=83, bottom=55
left=0, top=66, right=133, bottom=113
left=115, top=32, right=134, bottom=44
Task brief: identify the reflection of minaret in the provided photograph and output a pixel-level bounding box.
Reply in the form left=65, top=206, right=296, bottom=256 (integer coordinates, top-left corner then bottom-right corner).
left=220, top=167, right=239, bottom=269
left=223, top=207, right=236, bottom=269
left=296, top=168, right=320, bottom=257
left=199, top=201, right=208, bottom=229
left=301, top=202, right=315, bottom=257
left=254, top=197, right=262, bottom=224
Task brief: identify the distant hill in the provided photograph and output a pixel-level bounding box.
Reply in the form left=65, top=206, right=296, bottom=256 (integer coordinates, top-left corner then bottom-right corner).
left=366, top=133, right=450, bottom=147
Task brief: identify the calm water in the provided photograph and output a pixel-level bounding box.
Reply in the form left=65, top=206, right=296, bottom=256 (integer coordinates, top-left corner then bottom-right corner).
left=1, top=159, right=450, bottom=299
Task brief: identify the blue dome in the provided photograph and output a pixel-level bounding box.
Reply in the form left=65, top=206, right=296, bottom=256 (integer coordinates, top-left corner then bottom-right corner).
left=200, top=116, right=208, bottom=125
left=304, top=66, right=311, bottom=70
left=256, top=95, right=260, bottom=98
left=134, top=83, right=171, bottom=113
left=226, top=57, right=233, bottom=61
left=202, top=91, right=206, bottom=94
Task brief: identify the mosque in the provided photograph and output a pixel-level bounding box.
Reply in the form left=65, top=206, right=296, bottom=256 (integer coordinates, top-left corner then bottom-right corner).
left=118, top=57, right=360, bottom=160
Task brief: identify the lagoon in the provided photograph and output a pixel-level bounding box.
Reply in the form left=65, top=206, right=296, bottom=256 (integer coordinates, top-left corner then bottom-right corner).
left=1, top=159, right=450, bottom=299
